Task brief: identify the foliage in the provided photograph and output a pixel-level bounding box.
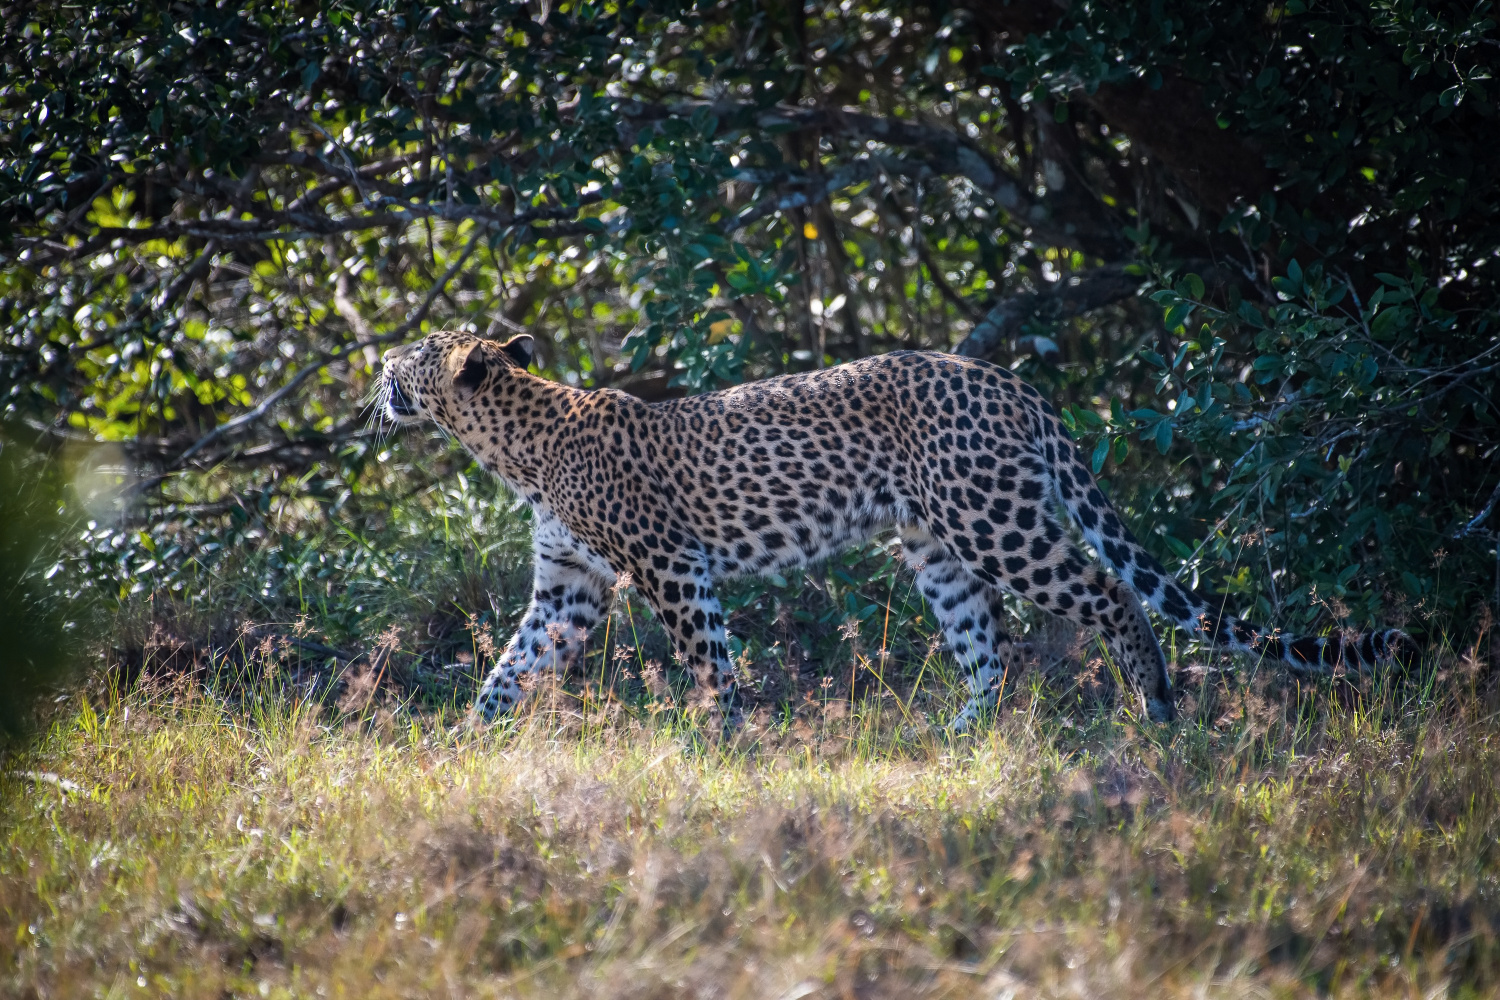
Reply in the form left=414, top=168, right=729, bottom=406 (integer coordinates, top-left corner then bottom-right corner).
left=4, top=658, right=1499, bottom=996
left=1, top=0, right=1498, bottom=671
left=1064, top=253, right=1498, bottom=631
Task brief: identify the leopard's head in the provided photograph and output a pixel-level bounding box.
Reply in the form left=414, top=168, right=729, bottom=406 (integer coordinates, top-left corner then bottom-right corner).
left=378, top=331, right=535, bottom=428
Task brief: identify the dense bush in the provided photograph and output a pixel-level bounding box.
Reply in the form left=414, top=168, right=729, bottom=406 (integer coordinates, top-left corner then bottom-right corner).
left=2, top=1, right=1497, bottom=687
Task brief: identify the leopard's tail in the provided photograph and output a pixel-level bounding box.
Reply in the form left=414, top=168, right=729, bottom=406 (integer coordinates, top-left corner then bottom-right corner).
left=1048, top=448, right=1413, bottom=673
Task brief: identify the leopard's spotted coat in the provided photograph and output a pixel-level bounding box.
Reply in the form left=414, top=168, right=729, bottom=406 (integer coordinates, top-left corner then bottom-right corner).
left=380, top=332, right=1410, bottom=727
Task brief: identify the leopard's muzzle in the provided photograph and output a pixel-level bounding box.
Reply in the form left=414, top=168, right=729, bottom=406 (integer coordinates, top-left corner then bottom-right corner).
left=386, top=377, right=418, bottom=418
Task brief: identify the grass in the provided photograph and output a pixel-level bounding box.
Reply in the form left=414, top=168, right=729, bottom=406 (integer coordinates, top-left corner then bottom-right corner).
left=4, top=633, right=1499, bottom=999
left=11, top=444, right=1499, bottom=996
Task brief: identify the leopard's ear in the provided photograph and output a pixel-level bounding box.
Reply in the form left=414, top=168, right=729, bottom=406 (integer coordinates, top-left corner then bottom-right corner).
left=499, top=334, right=534, bottom=370
left=448, top=341, right=488, bottom=394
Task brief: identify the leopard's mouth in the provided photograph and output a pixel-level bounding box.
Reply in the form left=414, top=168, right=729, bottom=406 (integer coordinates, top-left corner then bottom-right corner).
left=386, top=377, right=418, bottom=419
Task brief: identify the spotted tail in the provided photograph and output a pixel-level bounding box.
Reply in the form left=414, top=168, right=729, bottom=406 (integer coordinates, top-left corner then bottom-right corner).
left=1048, top=452, right=1413, bottom=673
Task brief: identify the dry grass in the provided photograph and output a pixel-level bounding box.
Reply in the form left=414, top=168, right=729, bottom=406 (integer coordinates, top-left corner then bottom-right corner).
left=3, top=647, right=1500, bottom=999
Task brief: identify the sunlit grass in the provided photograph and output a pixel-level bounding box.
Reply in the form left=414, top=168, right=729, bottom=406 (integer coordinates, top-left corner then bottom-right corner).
left=4, top=635, right=1498, bottom=999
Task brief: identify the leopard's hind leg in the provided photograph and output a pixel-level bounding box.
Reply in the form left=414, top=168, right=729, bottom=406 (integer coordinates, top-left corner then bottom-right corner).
left=916, top=508, right=1174, bottom=724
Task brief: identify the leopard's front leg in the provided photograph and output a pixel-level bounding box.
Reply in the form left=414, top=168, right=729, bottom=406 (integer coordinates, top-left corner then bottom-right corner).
left=472, top=514, right=615, bottom=722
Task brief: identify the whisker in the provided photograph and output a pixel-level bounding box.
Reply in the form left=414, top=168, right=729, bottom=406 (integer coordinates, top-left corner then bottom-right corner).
left=363, top=366, right=398, bottom=445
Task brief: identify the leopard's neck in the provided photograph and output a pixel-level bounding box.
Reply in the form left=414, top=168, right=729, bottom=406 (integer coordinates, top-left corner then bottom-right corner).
left=442, top=370, right=586, bottom=497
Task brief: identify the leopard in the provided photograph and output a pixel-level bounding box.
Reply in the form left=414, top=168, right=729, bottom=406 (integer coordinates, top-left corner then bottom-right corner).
left=378, top=330, right=1412, bottom=729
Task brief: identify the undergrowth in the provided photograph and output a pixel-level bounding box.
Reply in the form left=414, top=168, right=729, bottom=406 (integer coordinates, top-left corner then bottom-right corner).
left=4, top=629, right=1499, bottom=998
left=9, top=439, right=1500, bottom=997
left=70, top=439, right=1483, bottom=727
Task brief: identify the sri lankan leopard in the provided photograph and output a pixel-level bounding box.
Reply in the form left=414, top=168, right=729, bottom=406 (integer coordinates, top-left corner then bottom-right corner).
left=379, top=331, right=1411, bottom=728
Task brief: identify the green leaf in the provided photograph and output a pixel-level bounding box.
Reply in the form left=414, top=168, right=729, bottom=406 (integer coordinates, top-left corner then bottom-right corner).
left=1163, top=302, right=1192, bottom=330
left=630, top=336, right=653, bottom=371
left=1428, top=431, right=1449, bottom=457
left=1154, top=421, right=1173, bottom=454
left=1163, top=535, right=1194, bottom=560
left=1091, top=437, right=1110, bottom=474
left=1371, top=309, right=1403, bottom=339
left=1181, top=272, right=1205, bottom=299
left=1112, top=436, right=1129, bottom=465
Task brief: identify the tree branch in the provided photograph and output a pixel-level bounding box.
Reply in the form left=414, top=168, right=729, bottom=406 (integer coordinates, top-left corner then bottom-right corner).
left=620, top=98, right=1093, bottom=250
left=960, top=1, right=1274, bottom=216
left=724, top=159, right=883, bottom=233
left=954, top=264, right=1143, bottom=360
left=1456, top=479, right=1500, bottom=539
left=168, top=229, right=484, bottom=470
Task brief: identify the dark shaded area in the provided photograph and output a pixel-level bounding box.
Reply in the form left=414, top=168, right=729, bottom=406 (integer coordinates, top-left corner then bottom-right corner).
left=0, top=425, right=76, bottom=743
